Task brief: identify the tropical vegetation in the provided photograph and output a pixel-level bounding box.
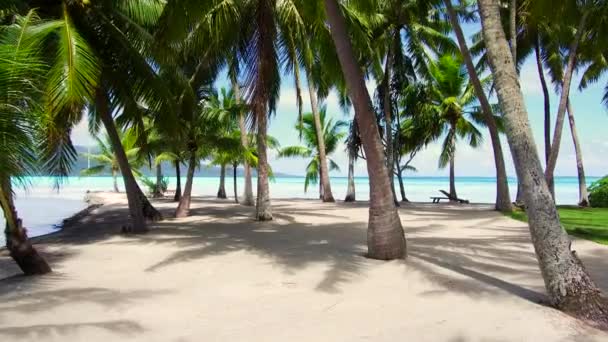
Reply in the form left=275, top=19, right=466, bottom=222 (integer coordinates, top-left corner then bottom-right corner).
left=1, top=0, right=608, bottom=328
left=279, top=108, right=347, bottom=195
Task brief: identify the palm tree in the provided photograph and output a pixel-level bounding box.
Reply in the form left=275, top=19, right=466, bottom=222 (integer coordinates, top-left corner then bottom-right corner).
left=323, top=0, right=406, bottom=260
left=80, top=130, right=143, bottom=193
left=425, top=54, right=492, bottom=200
left=228, top=57, right=255, bottom=206
left=0, top=11, right=51, bottom=274
left=477, top=0, right=608, bottom=326
left=279, top=108, right=347, bottom=195
left=443, top=0, right=512, bottom=212
left=9, top=0, right=169, bottom=233
left=344, top=119, right=360, bottom=202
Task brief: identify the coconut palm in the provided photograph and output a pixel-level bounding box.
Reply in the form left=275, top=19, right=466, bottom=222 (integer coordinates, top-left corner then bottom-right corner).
left=477, top=0, right=608, bottom=326
left=424, top=54, right=493, bottom=200
left=323, top=0, right=406, bottom=259
left=80, top=130, right=143, bottom=193
left=279, top=108, right=347, bottom=195
left=0, top=11, right=52, bottom=274
left=7, top=0, right=170, bottom=233
left=443, top=0, right=512, bottom=211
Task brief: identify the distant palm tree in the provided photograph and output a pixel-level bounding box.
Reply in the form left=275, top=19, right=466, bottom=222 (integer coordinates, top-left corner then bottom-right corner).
left=279, top=108, right=347, bottom=196
left=80, top=130, right=143, bottom=193
left=424, top=54, right=499, bottom=200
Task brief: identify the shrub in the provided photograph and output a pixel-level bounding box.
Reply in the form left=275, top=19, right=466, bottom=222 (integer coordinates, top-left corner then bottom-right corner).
left=140, top=176, right=169, bottom=195
left=588, top=176, right=608, bottom=208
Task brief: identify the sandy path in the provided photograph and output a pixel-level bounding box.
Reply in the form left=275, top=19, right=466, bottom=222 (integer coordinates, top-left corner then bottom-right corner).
left=1, top=192, right=607, bottom=341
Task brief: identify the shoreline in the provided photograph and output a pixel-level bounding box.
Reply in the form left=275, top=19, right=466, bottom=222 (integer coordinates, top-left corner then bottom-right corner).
left=0, top=192, right=105, bottom=250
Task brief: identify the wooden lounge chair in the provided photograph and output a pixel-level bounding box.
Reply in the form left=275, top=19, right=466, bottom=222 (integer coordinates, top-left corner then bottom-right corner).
left=430, top=195, right=450, bottom=203
left=439, top=190, right=469, bottom=204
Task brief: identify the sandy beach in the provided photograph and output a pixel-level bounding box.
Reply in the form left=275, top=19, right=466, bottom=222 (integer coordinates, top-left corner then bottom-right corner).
left=1, top=192, right=608, bottom=341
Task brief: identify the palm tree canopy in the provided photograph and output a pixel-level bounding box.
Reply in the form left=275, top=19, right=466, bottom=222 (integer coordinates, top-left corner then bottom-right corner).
left=279, top=106, right=346, bottom=191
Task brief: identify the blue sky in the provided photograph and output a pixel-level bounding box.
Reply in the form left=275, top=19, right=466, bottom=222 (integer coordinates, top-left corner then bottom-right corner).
left=71, top=23, right=608, bottom=178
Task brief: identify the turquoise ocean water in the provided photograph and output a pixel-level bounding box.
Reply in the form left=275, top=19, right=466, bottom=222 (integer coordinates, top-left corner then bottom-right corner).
left=0, top=175, right=601, bottom=247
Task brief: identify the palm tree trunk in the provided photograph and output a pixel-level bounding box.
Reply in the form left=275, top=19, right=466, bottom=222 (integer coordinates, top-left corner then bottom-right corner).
left=445, top=0, right=512, bottom=212
left=233, top=162, right=239, bottom=204
left=1, top=178, right=51, bottom=275
left=510, top=0, right=517, bottom=60
left=153, top=163, right=163, bottom=198
left=255, top=108, right=272, bottom=220
left=112, top=168, right=119, bottom=193
left=397, top=167, right=409, bottom=203
left=382, top=48, right=399, bottom=206
left=96, top=89, right=147, bottom=233
left=345, top=154, right=356, bottom=202
left=217, top=164, right=227, bottom=199
left=232, top=77, right=254, bottom=206
left=449, top=125, right=458, bottom=201
left=307, top=71, right=335, bottom=202
left=324, top=0, right=405, bottom=260
left=478, top=0, right=608, bottom=326
left=545, top=10, right=590, bottom=198
left=174, top=160, right=181, bottom=202
left=535, top=36, right=552, bottom=164
left=567, top=101, right=589, bottom=207
left=175, top=152, right=196, bottom=218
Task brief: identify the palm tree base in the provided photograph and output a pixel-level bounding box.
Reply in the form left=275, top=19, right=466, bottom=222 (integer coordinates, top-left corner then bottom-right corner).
left=6, top=226, right=52, bottom=275
left=366, top=208, right=406, bottom=260
left=217, top=189, right=227, bottom=199
left=241, top=198, right=255, bottom=206
left=555, top=254, right=608, bottom=330
left=344, top=194, right=356, bottom=202
left=322, top=194, right=335, bottom=203
left=256, top=202, right=272, bottom=221
left=139, top=192, right=162, bottom=221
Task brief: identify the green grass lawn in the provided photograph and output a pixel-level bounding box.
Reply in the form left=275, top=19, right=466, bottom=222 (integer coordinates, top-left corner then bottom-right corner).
left=508, top=206, right=608, bottom=245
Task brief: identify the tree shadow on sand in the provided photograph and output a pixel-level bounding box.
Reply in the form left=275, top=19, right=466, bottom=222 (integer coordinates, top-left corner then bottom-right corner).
left=3, top=196, right=608, bottom=307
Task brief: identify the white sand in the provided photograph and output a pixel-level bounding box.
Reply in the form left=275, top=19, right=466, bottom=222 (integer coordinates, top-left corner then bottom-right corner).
left=1, top=192, right=607, bottom=341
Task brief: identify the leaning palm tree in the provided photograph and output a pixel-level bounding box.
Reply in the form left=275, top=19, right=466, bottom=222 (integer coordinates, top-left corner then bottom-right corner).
left=9, top=0, right=169, bottom=233
left=323, top=0, right=406, bottom=259
left=80, top=130, right=143, bottom=193
left=0, top=11, right=51, bottom=274
left=477, top=0, right=608, bottom=326
left=443, top=0, right=512, bottom=212
left=279, top=109, right=347, bottom=196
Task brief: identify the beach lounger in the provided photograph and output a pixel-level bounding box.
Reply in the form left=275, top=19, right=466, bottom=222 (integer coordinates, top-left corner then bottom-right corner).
left=439, top=190, right=470, bottom=204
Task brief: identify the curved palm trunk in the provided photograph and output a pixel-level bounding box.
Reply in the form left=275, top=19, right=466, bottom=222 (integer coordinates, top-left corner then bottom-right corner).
left=545, top=10, right=590, bottom=198
left=217, top=164, right=227, bottom=199
left=255, top=110, right=272, bottom=220
left=397, top=168, right=409, bottom=203
left=445, top=0, right=511, bottom=211
left=97, top=90, right=147, bottom=233
left=232, top=78, right=254, bottom=206
left=112, top=168, right=119, bottom=193
left=1, top=178, right=51, bottom=275
left=345, top=154, right=356, bottom=202
left=478, top=0, right=608, bottom=327
left=567, top=101, right=589, bottom=207
left=175, top=152, right=196, bottom=218
left=153, top=163, right=163, bottom=198
left=324, top=0, right=405, bottom=260
left=307, top=72, right=335, bottom=202
left=535, top=37, right=552, bottom=164
left=233, top=162, right=239, bottom=204
left=174, top=160, right=181, bottom=202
